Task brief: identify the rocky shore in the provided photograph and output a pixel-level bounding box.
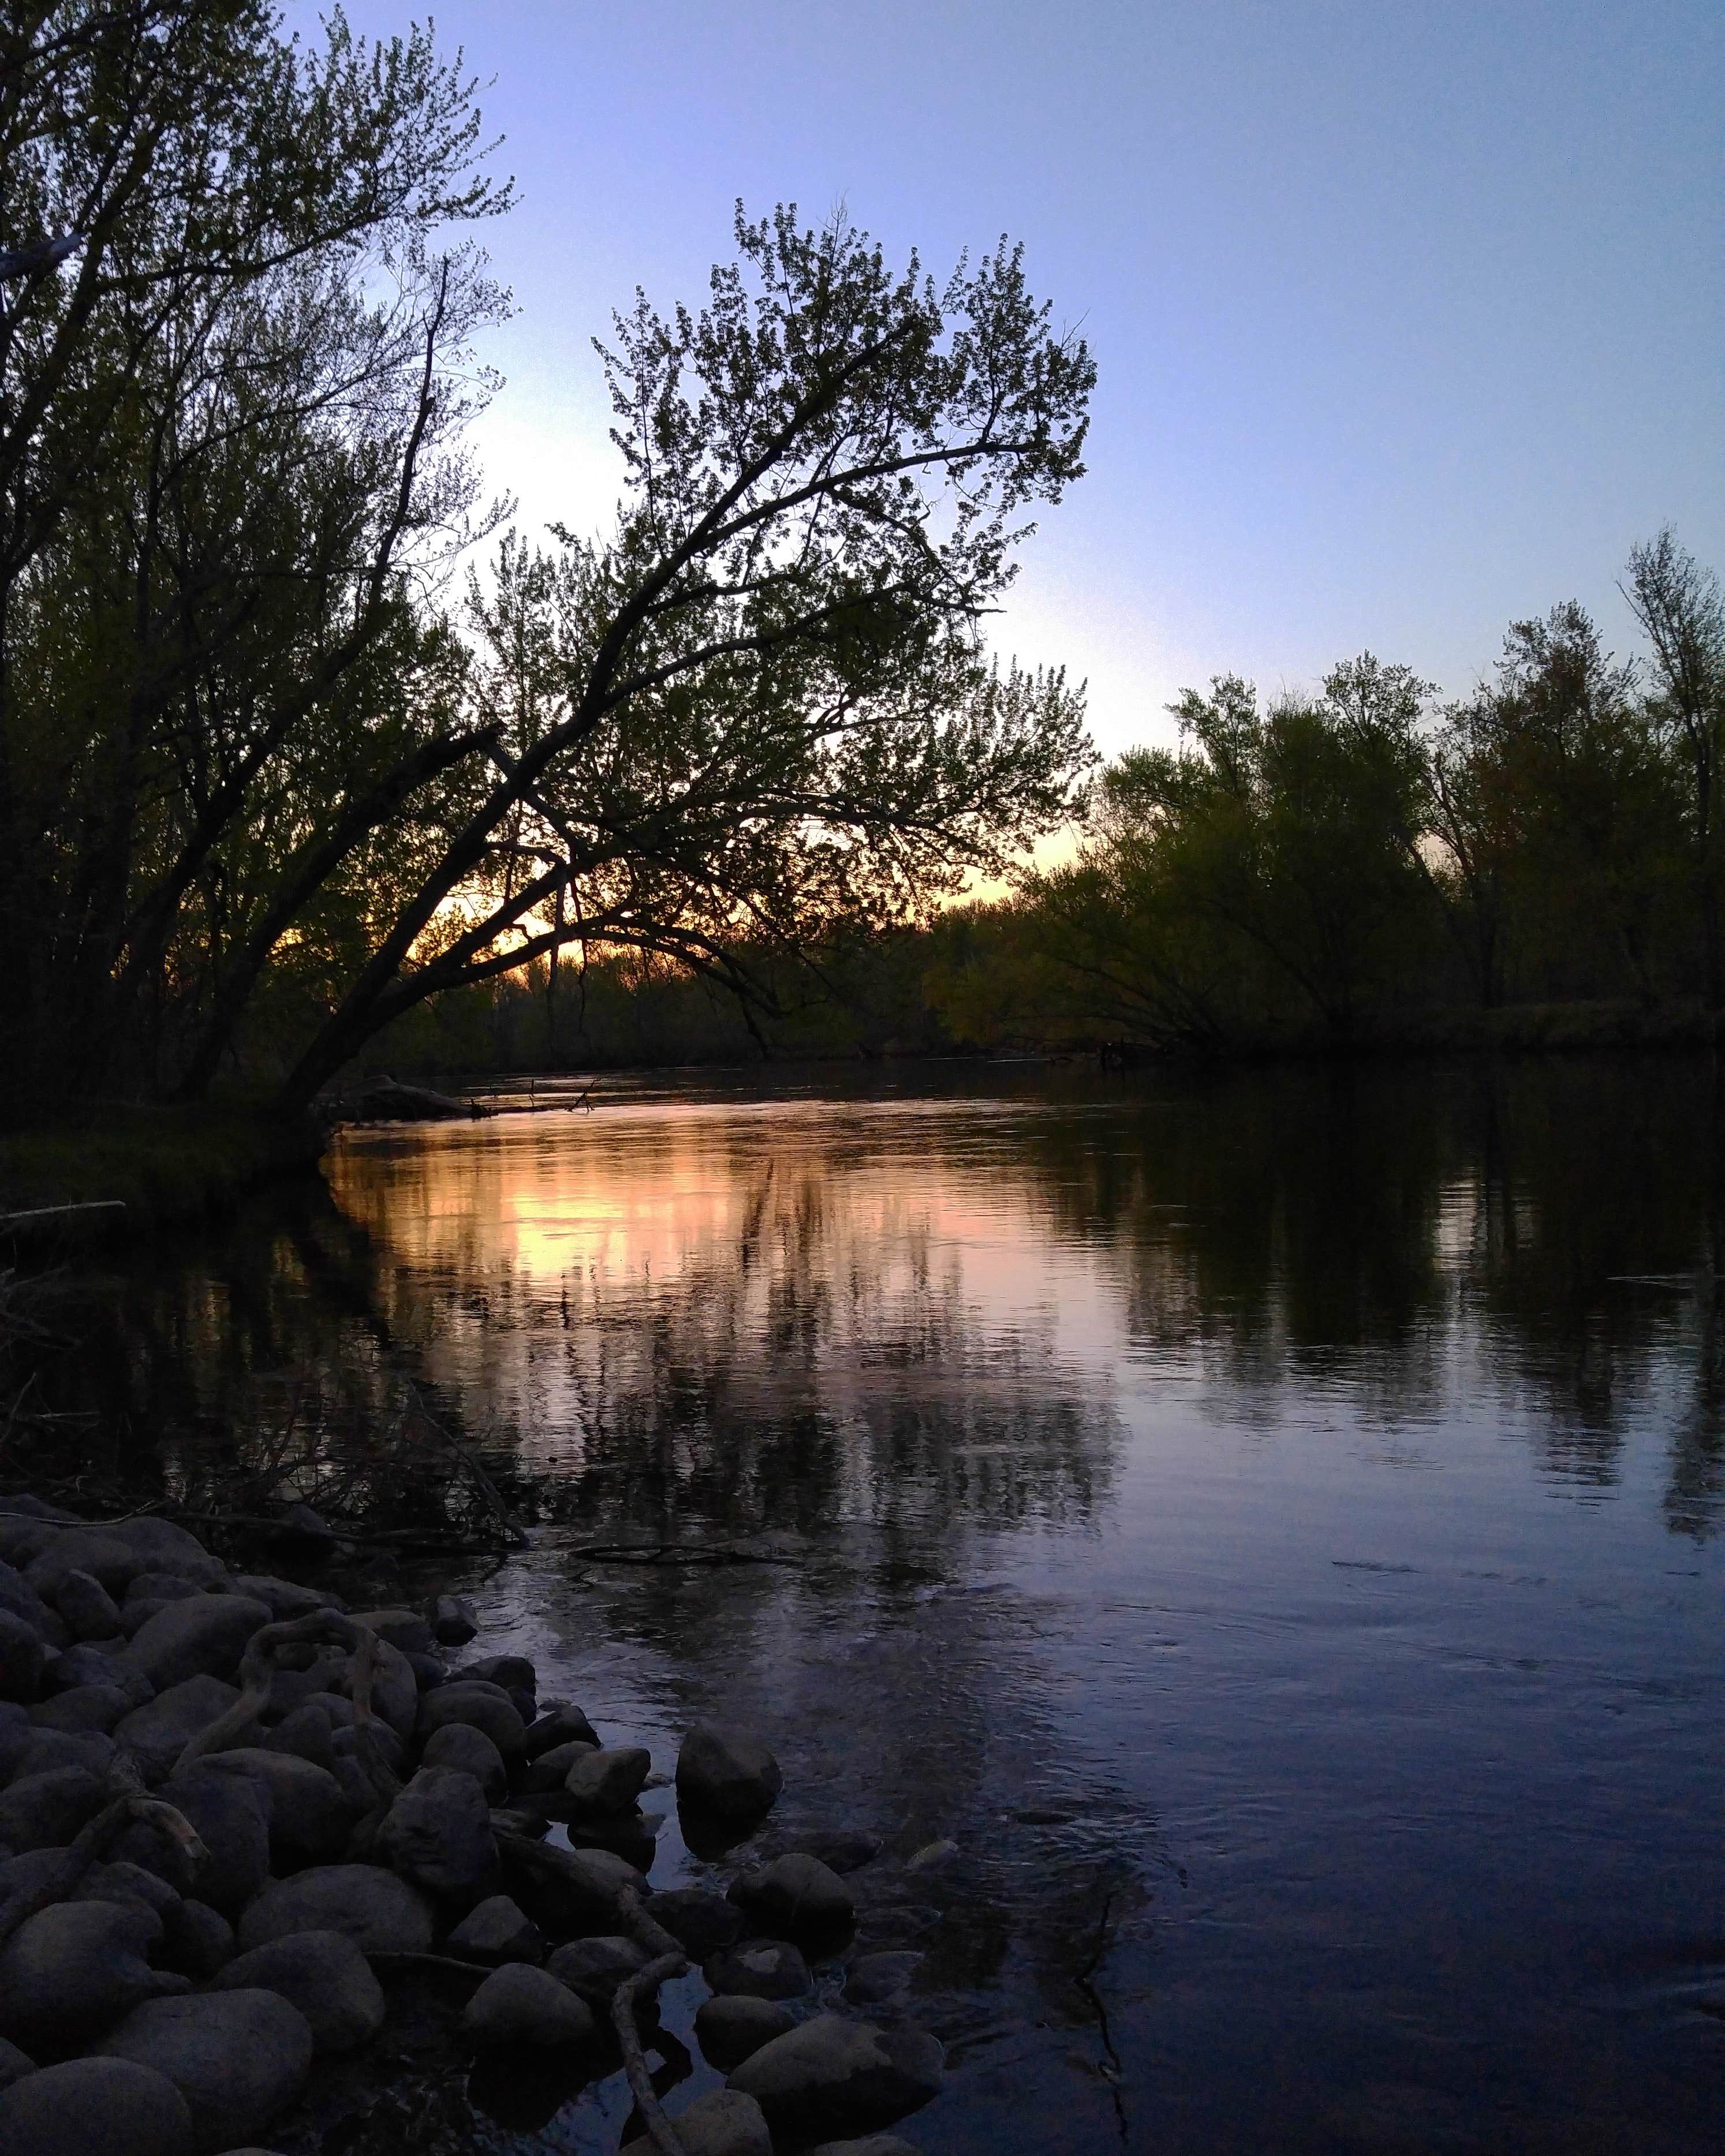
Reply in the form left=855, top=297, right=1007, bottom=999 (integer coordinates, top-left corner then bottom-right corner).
left=0, top=1494, right=946, bottom=2155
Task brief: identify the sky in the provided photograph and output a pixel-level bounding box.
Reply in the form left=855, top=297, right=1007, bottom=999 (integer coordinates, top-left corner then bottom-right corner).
left=312, top=0, right=1722, bottom=760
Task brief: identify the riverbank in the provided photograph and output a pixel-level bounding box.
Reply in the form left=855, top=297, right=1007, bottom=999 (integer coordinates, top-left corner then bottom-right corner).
left=0, top=1105, right=324, bottom=1245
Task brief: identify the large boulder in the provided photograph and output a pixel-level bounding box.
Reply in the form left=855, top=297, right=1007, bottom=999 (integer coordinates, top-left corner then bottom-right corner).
left=228, top=1575, right=342, bottom=1621
left=348, top=1606, right=435, bottom=1657
left=50, top=1570, right=122, bottom=1643
left=675, top=1725, right=782, bottom=1821
left=703, top=1938, right=811, bottom=2001
left=95, top=1989, right=313, bottom=2150
left=121, top=1596, right=270, bottom=1691
left=8, top=1726, right=114, bottom=1784
left=419, top=1720, right=507, bottom=1802
left=113, top=1674, right=242, bottom=1784
left=729, top=2016, right=944, bottom=2140
left=694, top=1993, right=794, bottom=2071
left=461, top=1962, right=594, bottom=2049
left=376, top=1766, right=496, bottom=1899
left=522, top=1702, right=599, bottom=1759
left=197, top=1748, right=352, bottom=1866
left=498, top=1839, right=646, bottom=1937
left=0, top=2056, right=194, bottom=2156
left=236, top=1862, right=435, bottom=1956
left=0, top=1560, right=57, bottom=1642
left=25, top=1530, right=145, bottom=1598
left=623, top=2088, right=772, bottom=2156
left=523, top=1738, right=599, bottom=1794
left=29, top=1683, right=133, bottom=1735
left=445, top=1893, right=543, bottom=1965
left=416, top=1682, right=525, bottom=1759
left=562, top=1744, right=650, bottom=1815
left=730, top=1852, right=854, bottom=1942
left=155, top=1897, right=235, bottom=1981
left=0, top=1609, right=46, bottom=1703
left=0, top=1765, right=106, bottom=1851
left=334, top=1636, right=419, bottom=1739
left=0, top=2034, right=32, bottom=2090
left=102, top=1518, right=225, bottom=1585
left=545, top=1933, right=649, bottom=2006
left=651, top=1885, right=743, bottom=1959
left=120, top=1762, right=270, bottom=1915
left=213, top=1930, right=385, bottom=2054
left=258, top=1701, right=341, bottom=1776
left=0, top=1899, right=188, bottom=2054
left=42, top=1643, right=154, bottom=1706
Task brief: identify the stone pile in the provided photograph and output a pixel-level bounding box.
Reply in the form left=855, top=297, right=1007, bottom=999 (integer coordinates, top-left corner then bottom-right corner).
left=0, top=1494, right=945, bottom=2155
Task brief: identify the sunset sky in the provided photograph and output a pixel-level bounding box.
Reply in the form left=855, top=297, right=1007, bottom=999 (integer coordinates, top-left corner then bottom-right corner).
left=313, top=0, right=1721, bottom=758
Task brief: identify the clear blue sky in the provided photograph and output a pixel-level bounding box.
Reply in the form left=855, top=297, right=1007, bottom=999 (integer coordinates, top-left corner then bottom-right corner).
left=316, top=1, right=1721, bottom=757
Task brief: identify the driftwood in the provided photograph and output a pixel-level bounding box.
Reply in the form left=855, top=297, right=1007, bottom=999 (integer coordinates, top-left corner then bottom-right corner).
left=611, top=1887, right=692, bottom=2156
left=0, top=1757, right=207, bottom=1949
left=554, top=1541, right=801, bottom=1568
left=0, top=1200, right=127, bottom=1235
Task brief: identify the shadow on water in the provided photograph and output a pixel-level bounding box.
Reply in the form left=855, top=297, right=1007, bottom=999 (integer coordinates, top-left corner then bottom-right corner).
left=8, top=1055, right=1725, bottom=2151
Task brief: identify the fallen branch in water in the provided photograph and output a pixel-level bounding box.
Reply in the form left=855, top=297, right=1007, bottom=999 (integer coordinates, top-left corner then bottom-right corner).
left=554, top=1541, right=801, bottom=1568
left=613, top=1887, right=690, bottom=2156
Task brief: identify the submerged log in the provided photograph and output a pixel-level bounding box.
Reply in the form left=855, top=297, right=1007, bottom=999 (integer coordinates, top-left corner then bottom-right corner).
left=343, top=1078, right=485, bottom=1124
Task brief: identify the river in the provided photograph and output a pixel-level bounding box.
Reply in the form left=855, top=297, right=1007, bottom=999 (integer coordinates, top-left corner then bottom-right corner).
left=28, top=1058, right=1725, bottom=2153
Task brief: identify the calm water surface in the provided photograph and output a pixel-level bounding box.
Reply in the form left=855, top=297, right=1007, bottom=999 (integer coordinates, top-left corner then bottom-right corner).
left=52, top=1063, right=1725, bottom=2151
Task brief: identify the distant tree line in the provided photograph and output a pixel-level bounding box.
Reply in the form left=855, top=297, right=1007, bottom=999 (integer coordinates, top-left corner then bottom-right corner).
left=0, top=2, right=1093, bottom=1119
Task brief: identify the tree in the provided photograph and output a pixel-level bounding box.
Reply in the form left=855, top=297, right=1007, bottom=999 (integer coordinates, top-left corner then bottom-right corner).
left=274, top=204, right=1096, bottom=1107
left=1624, top=530, right=1725, bottom=1003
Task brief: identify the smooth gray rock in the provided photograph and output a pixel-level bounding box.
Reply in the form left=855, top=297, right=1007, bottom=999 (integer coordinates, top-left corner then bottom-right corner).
left=419, top=1720, right=507, bottom=1801
left=694, top=1993, right=795, bottom=2071
left=652, top=1885, right=743, bottom=1959
left=453, top=1653, right=536, bottom=1701
left=0, top=2056, right=194, bottom=2156
left=731, top=1852, right=854, bottom=1941
left=728, top=2015, right=944, bottom=2139
left=563, top=1744, right=650, bottom=1814
left=335, top=1635, right=418, bottom=1738
left=376, top=1765, right=496, bottom=1897
left=431, top=1593, right=477, bottom=1645
left=237, top=1862, right=435, bottom=1956
left=0, top=1560, right=57, bottom=1642
left=52, top=1570, right=121, bottom=1642
left=228, top=1576, right=341, bottom=1622
left=545, top=1933, right=649, bottom=2004
left=198, top=1748, right=352, bottom=1866
left=522, top=1703, right=599, bottom=1759
left=130, top=1763, right=270, bottom=1914
left=113, top=1675, right=242, bottom=1784
left=676, top=1724, right=782, bottom=1820
left=0, top=1765, right=105, bottom=1851
left=416, top=1682, right=525, bottom=1759
left=95, top=1989, right=313, bottom=2150
left=0, top=1899, right=189, bottom=2052
left=349, top=1606, right=435, bottom=1657
left=522, top=1737, right=598, bottom=1793
left=0, top=2032, right=32, bottom=2089
left=0, top=1609, right=46, bottom=1703
left=28, top=1683, right=132, bottom=1734
left=258, top=1702, right=340, bottom=1776
left=461, top=1961, right=595, bottom=2049
left=122, top=1597, right=270, bottom=1691
left=73, top=1858, right=178, bottom=1915
left=214, top=1930, right=384, bottom=2055
left=103, top=1519, right=225, bottom=1586
left=445, top=1893, right=543, bottom=1965
left=122, top=1574, right=204, bottom=1609
left=44, top=1643, right=154, bottom=1705
left=843, top=1951, right=923, bottom=2005
left=25, top=1531, right=144, bottom=1598
left=703, top=1937, right=812, bottom=2001
left=156, top=1898, right=234, bottom=1980
left=9, top=1725, right=115, bottom=1784
left=498, top=1839, right=646, bottom=1935
left=622, top=2087, right=772, bottom=2156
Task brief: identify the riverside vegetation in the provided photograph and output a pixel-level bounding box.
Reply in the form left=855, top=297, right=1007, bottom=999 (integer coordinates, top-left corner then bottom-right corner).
left=0, top=1487, right=952, bottom=2156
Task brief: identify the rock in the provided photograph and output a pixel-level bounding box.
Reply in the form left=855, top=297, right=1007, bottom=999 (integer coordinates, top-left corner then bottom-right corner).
left=727, top=2015, right=944, bottom=2139
left=562, top=1744, right=651, bottom=1815
left=0, top=2056, right=195, bottom=2156
left=694, top=1993, right=795, bottom=2071
left=349, top=1607, right=435, bottom=1657
left=258, top=1703, right=340, bottom=1776
left=651, top=1885, right=744, bottom=1959
left=522, top=1703, right=599, bottom=1759
left=903, top=1838, right=957, bottom=1874
left=156, top=1898, right=234, bottom=1980
left=0, top=2034, right=32, bottom=2090
left=676, top=1725, right=782, bottom=1821
left=214, top=1930, right=384, bottom=2055
left=227, top=1576, right=341, bottom=1623
left=804, top=2139, right=923, bottom=2156
left=26, top=1531, right=144, bottom=1598
left=843, top=1952, right=923, bottom=2005
left=95, top=1989, right=313, bottom=2150
left=43, top=1643, right=154, bottom=1705
left=497, top=1839, right=646, bottom=1936
left=198, top=1748, right=352, bottom=1866
left=0, top=1899, right=189, bottom=2053
left=703, top=1938, right=812, bottom=2001
left=0, top=1765, right=105, bottom=1851
left=431, top=1594, right=477, bottom=1645
left=801, top=1828, right=883, bottom=1875
left=122, top=1597, right=270, bottom=1691
left=402, top=1650, right=447, bottom=1692
left=523, top=1738, right=599, bottom=1793
left=102, top=1519, right=225, bottom=1587
left=122, top=1574, right=204, bottom=1610
left=136, top=1763, right=271, bottom=1914
left=29, top=1683, right=132, bottom=1733
left=113, top=1675, right=242, bottom=1784
left=0, top=1561, right=57, bottom=1643
left=10, top=1725, right=115, bottom=1783
left=49, top=1570, right=122, bottom=1643
left=237, top=1863, right=435, bottom=1956
left=462, top=1962, right=595, bottom=2049
left=731, top=1852, right=854, bottom=1942
left=623, top=2087, right=772, bottom=2156
left=337, top=1636, right=419, bottom=1739
left=419, top=1721, right=507, bottom=1802
left=73, top=1858, right=179, bottom=1916
left=376, top=1766, right=496, bottom=1898
left=445, top=1893, right=543, bottom=1965
left=416, top=1682, right=525, bottom=1759
left=118, top=1600, right=170, bottom=1639
left=453, top=1653, right=536, bottom=1701
left=0, top=1609, right=46, bottom=1703
left=544, top=1933, right=649, bottom=2005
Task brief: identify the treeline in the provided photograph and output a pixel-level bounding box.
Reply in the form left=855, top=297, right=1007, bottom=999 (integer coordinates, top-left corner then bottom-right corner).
left=375, top=540, right=1725, bottom=1077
